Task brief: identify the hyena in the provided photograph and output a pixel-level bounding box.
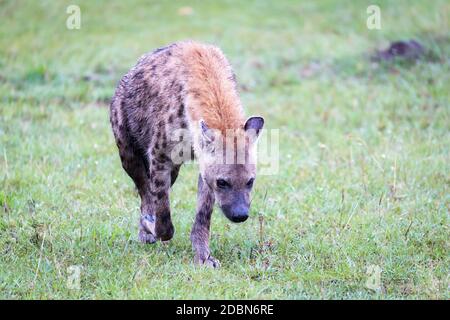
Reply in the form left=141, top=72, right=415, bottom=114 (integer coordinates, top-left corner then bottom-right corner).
left=110, top=41, right=264, bottom=267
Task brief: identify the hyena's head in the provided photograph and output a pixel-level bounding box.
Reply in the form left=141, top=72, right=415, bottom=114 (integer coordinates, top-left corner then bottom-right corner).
left=197, top=116, right=264, bottom=223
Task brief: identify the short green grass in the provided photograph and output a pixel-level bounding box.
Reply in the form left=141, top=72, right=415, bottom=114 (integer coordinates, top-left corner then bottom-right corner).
left=0, top=0, right=449, bottom=299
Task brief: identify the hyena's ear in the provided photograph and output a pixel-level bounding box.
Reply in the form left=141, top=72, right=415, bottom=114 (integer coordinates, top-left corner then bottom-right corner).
left=244, top=116, right=264, bottom=142
left=199, top=120, right=216, bottom=150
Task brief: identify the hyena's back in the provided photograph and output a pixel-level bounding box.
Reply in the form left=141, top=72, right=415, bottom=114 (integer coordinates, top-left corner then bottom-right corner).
left=110, top=41, right=243, bottom=167
left=110, top=44, right=186, bottom=163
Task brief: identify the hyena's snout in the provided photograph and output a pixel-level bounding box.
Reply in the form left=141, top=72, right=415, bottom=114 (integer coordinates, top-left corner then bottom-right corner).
left=222, top=204, right=249, bottom=223
left=230, top=205, right=249, bottom=223
left=216, top=188, right=251, bottom=223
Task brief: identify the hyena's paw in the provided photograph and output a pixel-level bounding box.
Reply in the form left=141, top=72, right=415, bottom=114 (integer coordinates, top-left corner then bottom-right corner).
left=139, top=214, right=157, bottom=244
left=195, top=254, right=221, bottom=268
left=138, top=229, right=157, bottom=244
left=155, top=220, right=175, bottom=242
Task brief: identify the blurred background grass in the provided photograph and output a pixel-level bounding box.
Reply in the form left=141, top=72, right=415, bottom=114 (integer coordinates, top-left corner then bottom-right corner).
left=0, top=0, right=449, bottom=299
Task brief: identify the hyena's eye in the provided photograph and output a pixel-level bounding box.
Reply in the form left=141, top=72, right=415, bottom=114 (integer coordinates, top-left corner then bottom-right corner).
left=246, top=178, right=255, bottom=188
left=216, top=179, right=231, bottom=189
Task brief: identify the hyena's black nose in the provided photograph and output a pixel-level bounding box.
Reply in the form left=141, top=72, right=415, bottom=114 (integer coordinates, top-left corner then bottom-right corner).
left=231, top=206, right=249, bottom=223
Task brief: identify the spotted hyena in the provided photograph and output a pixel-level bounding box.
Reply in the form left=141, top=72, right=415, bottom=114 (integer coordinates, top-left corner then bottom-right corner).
left=110, top=41, right=264, bottom=267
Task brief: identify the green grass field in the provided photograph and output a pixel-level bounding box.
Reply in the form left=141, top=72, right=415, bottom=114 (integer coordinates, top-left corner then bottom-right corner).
left=0, top=0, right=449, bottom=299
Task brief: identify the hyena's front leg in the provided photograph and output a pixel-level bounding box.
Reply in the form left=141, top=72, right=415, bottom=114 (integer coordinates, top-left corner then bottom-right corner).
left=191, top=174, right=219, bottom=268
left=139, top=163, right=175, bottom=243
left=115, top=144, right=156, bottom=244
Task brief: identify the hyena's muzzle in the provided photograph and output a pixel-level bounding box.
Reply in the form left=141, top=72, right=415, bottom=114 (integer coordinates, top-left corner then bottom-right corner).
left=218, top=191, right=251, bottom=223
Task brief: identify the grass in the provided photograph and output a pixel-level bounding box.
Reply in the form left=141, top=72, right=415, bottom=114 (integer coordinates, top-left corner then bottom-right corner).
left=0, top=0, right=449, bottom=299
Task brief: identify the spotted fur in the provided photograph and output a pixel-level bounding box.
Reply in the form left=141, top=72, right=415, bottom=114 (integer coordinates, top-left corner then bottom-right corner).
left=110, top=41, right=264, bottom=267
